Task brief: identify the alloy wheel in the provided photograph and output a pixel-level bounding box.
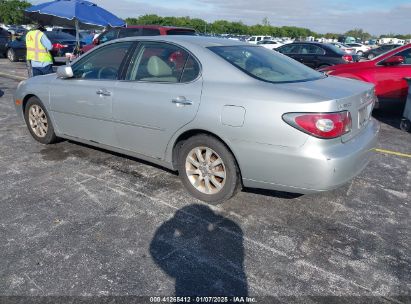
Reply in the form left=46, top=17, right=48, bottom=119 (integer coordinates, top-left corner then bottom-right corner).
left=28, top=105, right=48, bottom=138
left=185, top=146, right=226, bottom=195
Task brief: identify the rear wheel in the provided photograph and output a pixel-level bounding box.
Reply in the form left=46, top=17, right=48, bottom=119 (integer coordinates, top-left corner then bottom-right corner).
left=7, top=48, right=17, bottom=62
left=368, top=53, right=375, bottom=60
left=177, top=134, right=241, bottom=203
left=24, top=97, right=58, bottom=144
left=317, top=64, right=330, bottom=70
left=357, top=51, right=363, bottom=56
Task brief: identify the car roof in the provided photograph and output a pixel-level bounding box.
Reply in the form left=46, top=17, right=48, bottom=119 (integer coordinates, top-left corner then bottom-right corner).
left=114, top=35, right=246, bottom=48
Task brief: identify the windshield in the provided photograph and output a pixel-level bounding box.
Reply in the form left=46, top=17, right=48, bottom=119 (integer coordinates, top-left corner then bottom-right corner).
left=209, top=45, right=325, bottom=83
left=374, top=45, right=404, bottom=60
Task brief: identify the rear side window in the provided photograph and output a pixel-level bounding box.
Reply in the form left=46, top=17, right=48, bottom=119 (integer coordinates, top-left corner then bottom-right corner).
left=166, top=29, right=196, bottom=35
left=300, top=44, right=325, bottom=55
left=141, top=28, right=161, bottom=36
left=181, top=56, right=200, bottom=82
left=118, top=28, right=141, bottom=38
left=125, top=42, right=200, bottom=83
left=99, top=29, right=119, bottom=43
left=209, top=45, right=325, bottom=83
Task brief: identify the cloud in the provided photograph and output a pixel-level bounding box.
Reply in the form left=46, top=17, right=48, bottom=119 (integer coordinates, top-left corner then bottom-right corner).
left=29, top=0, right=411, bottom=35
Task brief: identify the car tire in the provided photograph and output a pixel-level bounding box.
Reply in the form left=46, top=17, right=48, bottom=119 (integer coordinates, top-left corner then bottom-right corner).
left=24, top=97, right=58, bottom=144
left=368, top=53, right=375, bottom=60
left=177, top=134, right=241, bottom=203
left=7, top=48, right=17, bottom=62
left=357, top=51, right=363, bottom=56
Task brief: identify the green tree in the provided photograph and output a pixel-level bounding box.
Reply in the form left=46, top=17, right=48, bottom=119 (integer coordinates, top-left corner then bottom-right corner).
left=0, top=0, right=30, bottom=24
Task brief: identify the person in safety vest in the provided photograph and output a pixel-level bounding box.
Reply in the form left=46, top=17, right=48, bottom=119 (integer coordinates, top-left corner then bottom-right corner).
left=26, top=24, right=53, bottom=77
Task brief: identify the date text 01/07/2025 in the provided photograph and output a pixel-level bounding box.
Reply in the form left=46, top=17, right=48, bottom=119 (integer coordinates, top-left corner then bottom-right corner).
left=149, top=296, right=257, bottom=303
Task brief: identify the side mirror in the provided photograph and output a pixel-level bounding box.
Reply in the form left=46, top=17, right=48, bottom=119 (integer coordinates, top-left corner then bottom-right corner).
left=56, top=66, right=74, bottom=79
left=92, top=38, right=99, bottom=45
left=383, top=56, right=404, bottom=66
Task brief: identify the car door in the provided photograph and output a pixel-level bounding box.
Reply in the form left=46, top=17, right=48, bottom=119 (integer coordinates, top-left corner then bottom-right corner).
left=375, top=48, right=411, bottom=102
left=48, top=41, right=133, bottom=146
left=278, top=44, right=302, bottom=61
left=298, top=44, right=325, bottom=68
left=112, top=41, right=202, bottom=159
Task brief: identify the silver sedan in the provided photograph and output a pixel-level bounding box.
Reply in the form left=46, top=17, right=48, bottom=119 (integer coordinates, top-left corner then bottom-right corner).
left=14, top=36, right=379, bottom=202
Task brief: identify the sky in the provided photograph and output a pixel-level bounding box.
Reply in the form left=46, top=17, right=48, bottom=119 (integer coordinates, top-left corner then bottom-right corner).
left=31, top=0, right=411, bottom=35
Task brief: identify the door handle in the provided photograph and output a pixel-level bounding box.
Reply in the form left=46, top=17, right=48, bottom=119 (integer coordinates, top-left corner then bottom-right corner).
left=172, top=96, right=193, bottom=106
left=96, top=89, right=111, bottom=97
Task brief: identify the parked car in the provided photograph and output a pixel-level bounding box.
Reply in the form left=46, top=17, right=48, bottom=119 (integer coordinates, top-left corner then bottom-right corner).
left=5, top=31, right=85, bottom=63
left=321, top=44, right=411, bottom=108
left=345, top=43, right=371, bottom=55
left=0, top=27, right=11, bottom=57
left=81, top=25, right=196, bottom=53
left=257, top=39, right=283, bottom=50
left=246, top=36, right=272, bottom=44
left=277, top=42, right=359, bottom=69
left=329, top=42, right=356, bottom=54
left=14, top=36, right=379, bottom=202
left=362, top=44, right=402, bottom=60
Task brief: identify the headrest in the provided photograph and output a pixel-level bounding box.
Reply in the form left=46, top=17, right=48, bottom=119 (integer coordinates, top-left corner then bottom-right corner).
left=147, top=56, right=172, bottom=77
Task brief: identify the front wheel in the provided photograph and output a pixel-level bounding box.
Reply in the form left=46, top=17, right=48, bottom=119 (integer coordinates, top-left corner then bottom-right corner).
left=177, top=135, right=241, bottom=203
left=357, top=51, right=363, bottom=56
left=24, top=97, right=58, bottom=144
left=368, top=53, right=375, bottom=60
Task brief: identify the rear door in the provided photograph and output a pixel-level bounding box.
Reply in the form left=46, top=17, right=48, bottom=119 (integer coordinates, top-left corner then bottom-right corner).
left=112, top=41, right=203, bottom=159
left=298, top=44, right=325, bottom=68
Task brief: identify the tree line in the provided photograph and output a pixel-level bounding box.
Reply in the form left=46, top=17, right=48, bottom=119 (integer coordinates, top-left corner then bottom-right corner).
left=1, top=0, right=410, bottom=40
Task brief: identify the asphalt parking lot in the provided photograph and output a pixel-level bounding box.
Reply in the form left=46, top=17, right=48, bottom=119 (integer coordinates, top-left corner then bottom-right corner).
left=0, top=58, right=410, bottom=303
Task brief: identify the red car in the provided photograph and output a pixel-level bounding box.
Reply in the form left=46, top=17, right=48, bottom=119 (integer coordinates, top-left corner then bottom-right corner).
left=321, top=44, right=411, bottom=108
left=82, top=25, right=196, bottom=53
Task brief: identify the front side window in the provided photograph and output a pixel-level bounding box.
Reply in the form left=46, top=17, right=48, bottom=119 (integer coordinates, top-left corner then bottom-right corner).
left=72, top=42, right=133, bottom=80
left=125, top=42, right=199, bottom=83
left=395, top=48, right=411, bottom=64
left=209, top=45, right=325, bottom=83
left=278, top=44, right=301, bottom=54
left=99, top=29, right=119, bottom=43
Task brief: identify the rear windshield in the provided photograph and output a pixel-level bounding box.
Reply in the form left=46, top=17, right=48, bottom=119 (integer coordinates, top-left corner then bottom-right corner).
left=325, top=44, right=345, bottom=55
left=167, top=29, right=196, bottom=35
left=209, top=45, right=325, bottom=83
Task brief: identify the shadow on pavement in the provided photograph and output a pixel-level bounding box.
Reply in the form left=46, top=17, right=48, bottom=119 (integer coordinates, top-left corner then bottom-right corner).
left=0, top=90, right=4, bottom=98
left=150, top=204, right=248, bottom=297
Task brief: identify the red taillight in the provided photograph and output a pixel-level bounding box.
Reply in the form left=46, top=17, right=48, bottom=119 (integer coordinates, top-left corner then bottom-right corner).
left=283, top=111, right=352, bottom=139
left=52, top=43, right=68, bottom=49
left=342, top=54, right=353, bottom=62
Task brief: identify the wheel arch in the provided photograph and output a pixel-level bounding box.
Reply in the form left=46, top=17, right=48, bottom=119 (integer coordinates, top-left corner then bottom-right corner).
left=22, top=94, right=38, bottom=115
left=170, top=129, right=243, bottom=181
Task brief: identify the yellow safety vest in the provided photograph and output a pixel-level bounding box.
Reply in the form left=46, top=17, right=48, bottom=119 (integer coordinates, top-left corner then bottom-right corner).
left=26, top=30, right=53, bottom=63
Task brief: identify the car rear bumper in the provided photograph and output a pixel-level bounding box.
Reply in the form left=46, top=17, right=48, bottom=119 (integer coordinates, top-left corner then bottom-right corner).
left=240, top=118, right=380, bottom=194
